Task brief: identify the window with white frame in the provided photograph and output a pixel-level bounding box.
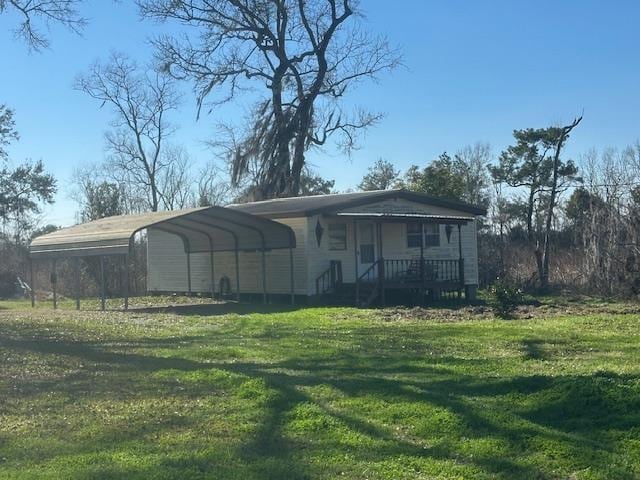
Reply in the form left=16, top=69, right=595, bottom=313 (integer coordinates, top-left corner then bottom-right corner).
left=407, top=222, right=422, bottom=248
left=424, top=223, right=440, bottom=247
left=328, top=223, right=347, bottom=250
left=406, top=223, right=440, bottom=248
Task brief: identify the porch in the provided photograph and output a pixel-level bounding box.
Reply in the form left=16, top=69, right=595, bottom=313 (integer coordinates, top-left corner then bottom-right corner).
left=314, top=212, right=474, bottom=306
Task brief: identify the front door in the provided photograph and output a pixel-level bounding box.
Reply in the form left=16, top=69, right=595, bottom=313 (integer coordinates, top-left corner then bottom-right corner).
left=357, top=222, right=377, bottom=278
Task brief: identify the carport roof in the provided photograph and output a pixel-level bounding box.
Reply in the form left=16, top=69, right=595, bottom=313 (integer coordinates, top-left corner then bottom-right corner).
left=29, top=206, right=296, bottom=259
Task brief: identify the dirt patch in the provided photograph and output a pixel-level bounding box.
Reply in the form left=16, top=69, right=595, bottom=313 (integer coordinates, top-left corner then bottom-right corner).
left=376, top=305, right=492, bottom=322
left=375, top=300, right=640, bottom=322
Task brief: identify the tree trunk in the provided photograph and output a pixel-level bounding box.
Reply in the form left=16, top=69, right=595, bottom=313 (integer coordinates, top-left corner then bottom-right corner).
left=538, top=116, right=582, bottom=290
left=526, top=186, right=536, bottom=241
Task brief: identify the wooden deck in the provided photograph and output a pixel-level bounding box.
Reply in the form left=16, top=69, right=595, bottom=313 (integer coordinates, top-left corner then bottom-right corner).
left=316, top=258, right=466, bottom=306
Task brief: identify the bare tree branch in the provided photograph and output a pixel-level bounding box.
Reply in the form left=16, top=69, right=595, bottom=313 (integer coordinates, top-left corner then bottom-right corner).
left=1, top=0, right=87, bottom=50
left=75, top=53, right=179, bottom=211
left=139, top=0, right=401, bottom=199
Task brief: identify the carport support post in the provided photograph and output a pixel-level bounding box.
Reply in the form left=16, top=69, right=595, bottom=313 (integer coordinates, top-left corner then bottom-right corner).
left=186, top=251, right=192, bottom=296
left=51, top=258, right=57, bottom=310
left=289, top=246, right=295, bottom=306
left=123, top=254, right=129, bottom=311
left=234, top=247, right=240, bottom=302
left=377, top=222, right=385, bottom=307
left=261, top=249, right=267, bottom=304
left=209, top=239, right=215, bottom=300
left=354, top=219, right=359, bottom=306
left=75, top=257, right=81, bottom=310
left=420, top=221, right=425, bottom=296
left=30, top=257, right=35, bottom=308
left=458, top=224, right=464, bottom=297
left=100, top=255, right=106, bottom=311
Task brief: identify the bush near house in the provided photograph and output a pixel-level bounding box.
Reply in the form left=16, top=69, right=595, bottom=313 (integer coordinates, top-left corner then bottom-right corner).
left=488, top=279, right=523, bottom=318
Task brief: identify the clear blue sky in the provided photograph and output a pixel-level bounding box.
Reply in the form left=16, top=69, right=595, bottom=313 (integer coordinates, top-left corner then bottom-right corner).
left=1, top=0, right=639, bottom=226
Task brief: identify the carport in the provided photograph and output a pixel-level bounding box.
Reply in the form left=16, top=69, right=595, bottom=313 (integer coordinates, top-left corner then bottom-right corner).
left=29, top=206, right=297, bottom=310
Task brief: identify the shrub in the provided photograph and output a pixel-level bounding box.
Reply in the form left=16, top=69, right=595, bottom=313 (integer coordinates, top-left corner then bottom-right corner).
left=489, top=279, right=523, bottom=318
left=0, top=271, right=19, bottom=299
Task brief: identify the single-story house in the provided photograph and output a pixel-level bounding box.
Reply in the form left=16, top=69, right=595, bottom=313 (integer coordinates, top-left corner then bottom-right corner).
left=147, top=189, right=486, bottom=305
left=29, top=189, right=486, bottom=308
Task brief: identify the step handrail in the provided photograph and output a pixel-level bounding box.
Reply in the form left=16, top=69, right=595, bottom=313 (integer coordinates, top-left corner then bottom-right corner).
left=358, top=259, right=381, bottom=283
left=315, top=260, right=343, bottom=295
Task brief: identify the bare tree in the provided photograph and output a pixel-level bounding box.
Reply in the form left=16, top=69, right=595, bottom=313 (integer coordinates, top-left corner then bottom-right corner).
left=75, top=53, right=179, bottom=212
left=157, top=145, right=193, bottom=210
left=196, top=162, right=234, bottom=206
left=454, top=142, right=492, bottom=207
left=139, top=0, right=400, bottom=199
left=1, top=0, right=86, bottom=50
left=565, top=146, right=640, bottom=295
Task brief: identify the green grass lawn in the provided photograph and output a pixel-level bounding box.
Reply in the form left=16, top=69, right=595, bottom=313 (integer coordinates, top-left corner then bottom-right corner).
left=1, top=299, right=639, bottom=479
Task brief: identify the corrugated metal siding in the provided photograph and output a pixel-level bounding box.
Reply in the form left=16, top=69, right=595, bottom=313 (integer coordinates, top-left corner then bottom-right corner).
left=147, top=217, right=309, bottom=295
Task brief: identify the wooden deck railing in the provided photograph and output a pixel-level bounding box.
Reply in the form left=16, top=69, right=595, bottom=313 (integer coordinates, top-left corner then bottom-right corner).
left=383, top=258, right=464, bottom=285
left=319, top=258, right=465, bottom=306
left=315, top=260, right=343, bottom=295
left=354, top=258, right=465, bottom=305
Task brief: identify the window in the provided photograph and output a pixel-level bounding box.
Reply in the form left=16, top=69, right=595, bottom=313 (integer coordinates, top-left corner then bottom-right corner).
left=359, top=223, right=375, bottom=264
left=328, top=223, right=347, bottom=250
left=424, top=223, right=440, bottom=247
left=407, top=222, right=422, bottom=248
left=406, top=223, right=441, bottom=248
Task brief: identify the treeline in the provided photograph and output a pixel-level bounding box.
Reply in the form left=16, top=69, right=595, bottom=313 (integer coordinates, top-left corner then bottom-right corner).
left=356, top=121, right=640, bottom=297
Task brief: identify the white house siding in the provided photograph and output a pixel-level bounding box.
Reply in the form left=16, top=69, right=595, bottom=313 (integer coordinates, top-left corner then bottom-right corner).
left=306, top=214, right=358, bottom=289
left=305, top=197, right=480, bottom=289
left=377, top=222, right=478, bottom=286
left=147, top=197, right=481, bottom=297
left=146, top=217, right=309, bottom=296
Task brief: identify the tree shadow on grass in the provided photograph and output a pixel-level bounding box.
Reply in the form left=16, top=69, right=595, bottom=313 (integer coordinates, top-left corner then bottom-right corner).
left=520, top=339, right=550, bottom=360
left=129, top=301, right=304, bottom=317
left=1, top=321, right=639, bottom=479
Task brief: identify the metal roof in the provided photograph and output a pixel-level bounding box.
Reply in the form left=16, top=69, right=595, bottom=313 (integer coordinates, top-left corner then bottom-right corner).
left=228, top=189, right=487, bottom=217
left=29, top=206, right=296, bottom=259
left=335, top=212, right=474, bottom=224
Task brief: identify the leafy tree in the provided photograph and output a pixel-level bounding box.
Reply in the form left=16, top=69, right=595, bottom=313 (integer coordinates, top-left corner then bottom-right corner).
left=0, top=105, right=56, bottom=240
left=400, top=146, right=491, bottom=207
left=490, top=131, right=552, bottom=239
left=491, top=117, right=582, bottom=289
left=299, top=170, right=335, bottom=196
left=0, top=105, right=56, bottom=298
left=30, top=224, right=59, bottom=240
left=566, top=187, right=605, bottom=230
left=79, top=181, right=124, bottom=222
left=140, top=0, right=400, bottom=199
left=402, top=153, right=466, bottom=200
left=358, top=158, right=400, bottom=191
left=0, top=105, right=18, bottom=159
